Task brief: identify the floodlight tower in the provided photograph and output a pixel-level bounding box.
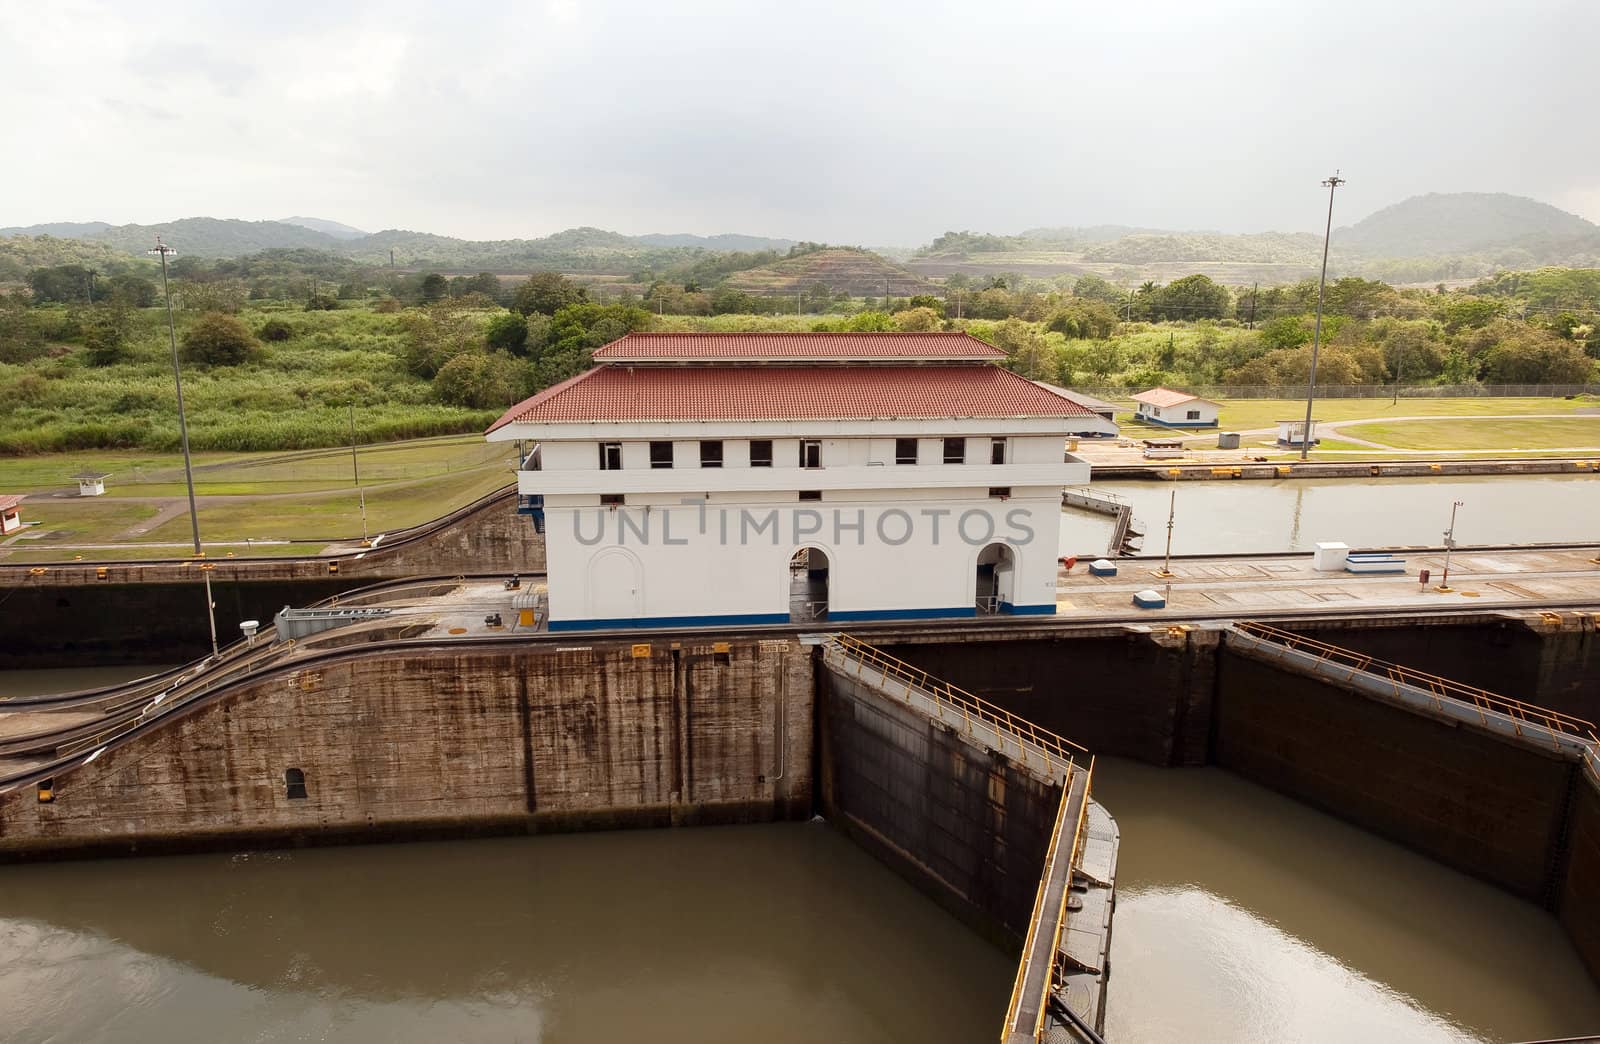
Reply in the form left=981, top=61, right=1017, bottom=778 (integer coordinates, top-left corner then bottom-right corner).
left=1301, top=172, right=1345, bottom=461
left=149, top=236, right=219, bottom=656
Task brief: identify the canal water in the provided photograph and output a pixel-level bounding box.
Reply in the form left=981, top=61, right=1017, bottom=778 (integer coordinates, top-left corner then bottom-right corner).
left=3, top=665, right=1598, bottom=1044
left=1061, top=473, right=1600, bottom=556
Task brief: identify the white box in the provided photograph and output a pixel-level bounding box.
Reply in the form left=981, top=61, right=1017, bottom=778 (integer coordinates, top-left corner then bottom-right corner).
left=1312, top=541, right=1350, bottom=571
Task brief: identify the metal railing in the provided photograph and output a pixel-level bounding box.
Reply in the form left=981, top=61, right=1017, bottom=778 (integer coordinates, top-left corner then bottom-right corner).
left=826, top=633, right=1085, bottom=773
left=976, top=595, right=1002, bottom=615
left=1234, top=620, right=1600, bottom=757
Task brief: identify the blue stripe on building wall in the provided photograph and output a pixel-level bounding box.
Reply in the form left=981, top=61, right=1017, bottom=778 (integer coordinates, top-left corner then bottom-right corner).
left=548, top=603, right=1060, bottom=631
left=1138, top=415, right=1218, bottom=428
left=549, top=612, right=790, bottom=632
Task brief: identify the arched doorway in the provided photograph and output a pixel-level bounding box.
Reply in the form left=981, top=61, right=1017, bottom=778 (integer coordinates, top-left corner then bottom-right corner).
left=588, top=547, right=643, bottom=620
left=976, top=543, right=1014, bottom=615
left=789, top=547, right=829, bottom=622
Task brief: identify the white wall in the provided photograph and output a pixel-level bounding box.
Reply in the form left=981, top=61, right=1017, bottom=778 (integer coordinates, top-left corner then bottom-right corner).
left=541, top=487, right=1064, bottom=627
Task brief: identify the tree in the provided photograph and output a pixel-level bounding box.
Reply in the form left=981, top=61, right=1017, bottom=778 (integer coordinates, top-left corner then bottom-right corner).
left=1147, top=274, right=1230, bottom=322
left=1259, top=315, right=1311, bottom=351
left=536, top=303, right=652, bottom=385
left=1072, top=274, right=1125, bottom=307
left=906, top=294, right=945, bottom=317
left=485, top=311, right=530, bottom=355
left=1438, top=296, right=1501, bottom=334
left=181, top=312, right=259, bottom=366
left=304, top=294, right=338, bottom=311
left=432, top=351, right=525, bottom=409
left=419, top=273, right=449, bottom=303
left=27, top=265, right=92, bottom=304
left=992, top=318, right=1050, bottom=379
left=511, top=272, right=587, bottom=316
left=1480, top=327, right=1594, bottom=383
left=84, top=302, right=133, bottom=366
left=106, top=273, right=157, bottom=308
left=893, top=306, right=942, bottom=332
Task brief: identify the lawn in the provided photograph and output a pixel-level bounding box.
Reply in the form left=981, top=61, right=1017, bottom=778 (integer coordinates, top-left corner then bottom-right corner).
left=3, top=498, right=162, bottom=543
left=1106, top=396, right=1600, bottom=434
left=0, top=435, right=516, bottom=497
left=1338, top=417, right=1600, bottom=451
left=138, top=466, right=513, bottom=543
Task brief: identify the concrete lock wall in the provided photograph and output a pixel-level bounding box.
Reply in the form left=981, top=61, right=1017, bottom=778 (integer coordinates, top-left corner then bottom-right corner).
left=0, top=638, right=810, bottom=860
left=876, top=627, right=1220, bottom=766
left=1214, top=646, right=1577, bottom=903
left=0, top=490, right=546, bottom=668
left=1561, top=776, right=1600, bottom=982
left=816, top=663, right=1061, bottom=946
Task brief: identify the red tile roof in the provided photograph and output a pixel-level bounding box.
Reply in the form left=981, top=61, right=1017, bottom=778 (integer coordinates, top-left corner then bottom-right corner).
left=1132, top=387, right=1216, bottom=409
left=488, top=364, right=1097, bottom=431
left=590, top=331, right=1006, bottom=361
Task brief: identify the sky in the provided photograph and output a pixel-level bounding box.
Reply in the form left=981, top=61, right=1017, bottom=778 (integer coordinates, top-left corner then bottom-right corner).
left=2, top=0, right=1597, bottom=246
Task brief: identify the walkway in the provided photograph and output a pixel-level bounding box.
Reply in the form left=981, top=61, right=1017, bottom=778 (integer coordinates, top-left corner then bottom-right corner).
left=1052, top=546, right=1600, bottom=622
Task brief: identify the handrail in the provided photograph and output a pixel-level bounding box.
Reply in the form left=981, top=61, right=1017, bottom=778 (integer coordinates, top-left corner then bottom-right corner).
left=1003, top=776, right=1074, bottom=1042
left=1000, top=758, right=1097, bottom=1044
left=827, top=633, right=1087, bottom=768
left=1234, top=620, right=1600, bottom=758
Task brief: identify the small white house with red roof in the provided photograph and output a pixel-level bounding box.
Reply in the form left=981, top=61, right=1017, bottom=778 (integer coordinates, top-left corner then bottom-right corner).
left=1131, top=387, right=1221, bottom=428
left=486, top=331, right=1114, bottom=631
left=0, top=494, right=25, bottom=535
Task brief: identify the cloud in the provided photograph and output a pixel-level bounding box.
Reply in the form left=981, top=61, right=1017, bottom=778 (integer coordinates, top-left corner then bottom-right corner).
left=2, top=0, right=1596, bottom=243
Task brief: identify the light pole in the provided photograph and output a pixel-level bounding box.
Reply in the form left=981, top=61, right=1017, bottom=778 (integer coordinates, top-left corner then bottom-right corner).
left=1301, top=171, right=1345, bottom=461
left=1437, top=500, right=1464, bottom=592
left=149, top=236, right=219, bottom=656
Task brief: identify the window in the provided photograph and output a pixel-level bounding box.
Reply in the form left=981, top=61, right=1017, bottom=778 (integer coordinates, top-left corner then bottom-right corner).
left=800, top=440, right=822, bottom=469
left=285, top=768, right=308, bottom=801
left=943, top=437, right=965, bottom=464
left=895, top=437, right=918, bottom=465
left=799, top=490, right=822, bottom=501
left=989, top=487, right=1012, bottom=499
left=650, top=441, right=673, bottom=469
left=1151, top=406, right=1162, bottom=418
left=599, top=442, right=622, bottom=470
left=750, top=439, right=773, bottom=468
left=600, top=494, right=625, bottom=507
left=700, top=440, right=723, bottom=468
left=1187, top=409, right=1201, bottom=420
left=991, top=437, right=1007, bottom=465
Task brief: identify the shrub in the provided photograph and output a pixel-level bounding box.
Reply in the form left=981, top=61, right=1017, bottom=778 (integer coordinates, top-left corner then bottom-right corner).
left=484, top=311, right=529, bottom=355
left=258, top=318, right=295, bottom=342
left=182, top=312, right=260, bottom=367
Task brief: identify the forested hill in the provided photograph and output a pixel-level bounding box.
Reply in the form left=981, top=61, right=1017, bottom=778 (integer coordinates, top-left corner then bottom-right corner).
left=1336, top=192, right=1600, bottom=256
left=0, top=217, right=795, bottom=271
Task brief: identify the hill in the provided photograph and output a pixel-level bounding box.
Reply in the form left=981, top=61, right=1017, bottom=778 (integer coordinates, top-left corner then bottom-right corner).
left=633, top=232, right=794, bottom=251
left=0, top=221, right=113, bottom=239
left=88, top=217, right=344, bottom=256
left=1338, top=192, right=1599, bottom=257
left=279, top=216, right=368, bottom=240
left=721, top=248, right=936, bottom=297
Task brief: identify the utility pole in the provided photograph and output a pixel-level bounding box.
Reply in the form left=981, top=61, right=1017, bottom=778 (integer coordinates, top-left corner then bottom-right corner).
left=1300, top=171, right=1345, bottom=462
left=149, top=236, right=218, bottom=657
left=86, top=268, right=98, bottom=304
left=1126, top=290, right=1134, bottom=323
left=1247, top=281, right=1257, bottom=329
left=1437, top=500, right=1464, bottom=591
left=349, top=402, right=368, bottom=546
left=1156, top=489, right=1176, bottom=579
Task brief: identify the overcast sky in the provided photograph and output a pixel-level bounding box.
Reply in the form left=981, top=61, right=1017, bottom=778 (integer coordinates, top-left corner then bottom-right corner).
left=3, top=0, right=1596, bottom=245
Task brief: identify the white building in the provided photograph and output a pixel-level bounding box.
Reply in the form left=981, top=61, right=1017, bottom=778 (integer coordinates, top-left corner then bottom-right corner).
left=486, top=332, right=1115, bottom=632
left=1275, top=419, right=1319, bottom=447
left=1131, top=387, right=1221, bottom=428
left=0, top=494, right=23, bottom=535
left=73, top=471, right=108, bottom=497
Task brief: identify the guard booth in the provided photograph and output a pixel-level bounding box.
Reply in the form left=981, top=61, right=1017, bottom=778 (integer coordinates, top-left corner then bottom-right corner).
left=73, top=471, right=109, bottom=496
left=1275, top=419, right=1319, bottom=448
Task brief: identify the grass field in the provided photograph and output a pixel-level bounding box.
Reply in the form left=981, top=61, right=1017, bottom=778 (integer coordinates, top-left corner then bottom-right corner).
left=1340, top=417, right=1600, bottom=451
left=0, top=435, right=517, bottom=559
left=0, top=435, right=515, bottom=497
left=1109, top=396, right=1600, bottom=433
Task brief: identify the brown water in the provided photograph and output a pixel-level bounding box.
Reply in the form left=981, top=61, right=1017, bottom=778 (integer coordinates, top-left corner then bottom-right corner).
left=3, top=673, right=1599, bottom=1043
left=1095, top=758, right=1600, bottom=1043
